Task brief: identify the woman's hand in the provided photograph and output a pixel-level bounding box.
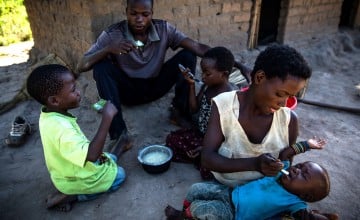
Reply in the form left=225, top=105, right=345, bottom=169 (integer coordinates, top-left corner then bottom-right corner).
left=256, top=153, right=284, bottom=176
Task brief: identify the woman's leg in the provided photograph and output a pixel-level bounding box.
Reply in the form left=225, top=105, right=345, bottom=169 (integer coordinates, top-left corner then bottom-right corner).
left=185, top=182, right=233, bottom=220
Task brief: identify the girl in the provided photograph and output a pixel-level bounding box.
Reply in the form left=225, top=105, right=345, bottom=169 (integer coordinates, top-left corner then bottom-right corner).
left=166, top=46, right=237, bottom=180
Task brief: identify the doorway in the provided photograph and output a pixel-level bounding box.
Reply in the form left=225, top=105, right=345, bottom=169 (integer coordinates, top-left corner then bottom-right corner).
left=339, top=0, right=359, bottom=28
left=257, top=0, right=281, bottom=45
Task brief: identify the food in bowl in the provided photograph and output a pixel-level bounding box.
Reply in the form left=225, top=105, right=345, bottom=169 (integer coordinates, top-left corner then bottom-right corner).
left=142, top=151, right=169, bottom=164
left=137, top=145, right=173, bottom=174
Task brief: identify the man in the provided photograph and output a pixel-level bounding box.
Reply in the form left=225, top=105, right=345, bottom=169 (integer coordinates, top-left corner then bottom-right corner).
left=77, top=0, right=249, bottom=150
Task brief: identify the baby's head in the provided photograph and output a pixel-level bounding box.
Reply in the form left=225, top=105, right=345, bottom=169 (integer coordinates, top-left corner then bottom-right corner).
left=281, top=161, right=330, bottom=202
left=27, top=64, right=79, bottom=110
left=251, top=44, right=311, bottom=82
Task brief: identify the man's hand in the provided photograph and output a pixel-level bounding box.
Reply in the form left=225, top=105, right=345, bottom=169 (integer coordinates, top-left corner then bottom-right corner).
left=110, top=39, right=136, bottom=55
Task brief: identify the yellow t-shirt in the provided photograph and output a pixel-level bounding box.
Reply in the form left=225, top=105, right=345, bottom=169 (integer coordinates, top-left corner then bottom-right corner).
left=39, top=108, right=117, bottom=195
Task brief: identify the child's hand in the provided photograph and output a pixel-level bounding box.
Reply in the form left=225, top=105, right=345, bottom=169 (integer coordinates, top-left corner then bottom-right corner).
left=98, top=153, right=109, bottom=165
left=307, top=136, right=326, bottom=150
left=180, top=67, right=196, bottom=84
left=278, top=147, right=295, bottom=161
left=186, top=146, right=202, bottom=158
left=102, top=101, right=118, bottom=118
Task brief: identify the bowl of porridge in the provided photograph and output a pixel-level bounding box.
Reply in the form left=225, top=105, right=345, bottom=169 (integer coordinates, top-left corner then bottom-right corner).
left=137, top=145, right=173, bottom=174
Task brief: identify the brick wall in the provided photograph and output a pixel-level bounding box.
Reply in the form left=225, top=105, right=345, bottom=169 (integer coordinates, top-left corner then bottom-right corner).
left=24, top=0, right=357, bottom=71
left=278, top=0, right=343, bottom=43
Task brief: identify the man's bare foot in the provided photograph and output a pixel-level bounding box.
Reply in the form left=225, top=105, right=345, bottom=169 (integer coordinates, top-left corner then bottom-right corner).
left=110, top=131, right=133, bottom=158
left=45, top=191, right=77, bottom=212
left=165, top=205, right=184, bottom=220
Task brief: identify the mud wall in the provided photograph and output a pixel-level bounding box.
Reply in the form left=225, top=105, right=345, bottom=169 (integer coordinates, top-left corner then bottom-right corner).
left=24, top=0, right=356, bottom=71
left=278, top=0, right=343, bottom=43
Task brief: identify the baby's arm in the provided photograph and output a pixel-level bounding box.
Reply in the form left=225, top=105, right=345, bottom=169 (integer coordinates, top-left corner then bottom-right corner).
left=86, top=101, right=117, bottom=162
left=293, top=209, right=339, bottom=220
left=307, top=137, right=326, bottom=149
left=279, top=137, right=326, bottom=161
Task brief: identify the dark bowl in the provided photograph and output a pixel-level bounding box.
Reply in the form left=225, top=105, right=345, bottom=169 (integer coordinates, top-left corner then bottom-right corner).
left=137, top=145, right=173, bottom=174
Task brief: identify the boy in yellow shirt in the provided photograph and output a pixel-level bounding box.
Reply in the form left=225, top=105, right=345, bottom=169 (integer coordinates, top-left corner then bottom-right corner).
left=27, top=64, right=127, bottom=211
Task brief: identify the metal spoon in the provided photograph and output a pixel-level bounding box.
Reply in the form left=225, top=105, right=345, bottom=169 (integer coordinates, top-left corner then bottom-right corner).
left=134, top=40, right=144, bottom=49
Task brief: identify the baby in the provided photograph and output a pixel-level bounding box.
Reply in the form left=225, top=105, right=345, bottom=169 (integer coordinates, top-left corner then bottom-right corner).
left=166, top=160, right=338, bottom=220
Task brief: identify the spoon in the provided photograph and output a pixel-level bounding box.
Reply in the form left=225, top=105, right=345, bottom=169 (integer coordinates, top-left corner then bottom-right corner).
left=281, top=169, right=289, bottom=175
left=134, top=40, right=144, bottom=49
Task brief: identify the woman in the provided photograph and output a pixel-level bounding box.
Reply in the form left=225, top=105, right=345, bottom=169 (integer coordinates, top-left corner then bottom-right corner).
left=202, top=43, right=311, bottom=187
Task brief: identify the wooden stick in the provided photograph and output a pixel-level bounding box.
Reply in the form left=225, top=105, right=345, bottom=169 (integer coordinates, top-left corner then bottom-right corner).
left=297, top=98, right=360, bottom=114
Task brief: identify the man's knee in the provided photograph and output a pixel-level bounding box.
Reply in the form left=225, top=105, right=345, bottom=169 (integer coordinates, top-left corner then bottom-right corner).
left=178, top=49, right=196, bottom=63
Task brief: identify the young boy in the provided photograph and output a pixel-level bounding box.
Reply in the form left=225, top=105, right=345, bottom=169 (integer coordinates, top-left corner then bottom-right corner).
left=27, top=64, right=126, bottom=212
left=165, top=138, right=338, bottom=220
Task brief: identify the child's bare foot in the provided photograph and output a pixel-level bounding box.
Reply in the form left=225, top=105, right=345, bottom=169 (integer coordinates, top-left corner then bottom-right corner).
left=319, top=213, right=339, bottom=220
left=311, top=210, right=339, bottom=220
left=165, top=205, right=184, bottom=220
left=45, top=191, right=77, bottom=212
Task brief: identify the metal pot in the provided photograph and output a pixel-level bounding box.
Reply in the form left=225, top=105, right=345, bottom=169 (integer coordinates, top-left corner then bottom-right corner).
left=137, top=145, right=173, bottom=174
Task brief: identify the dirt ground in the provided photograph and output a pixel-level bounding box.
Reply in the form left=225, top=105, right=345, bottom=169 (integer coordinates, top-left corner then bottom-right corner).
left=0, top=29, right=359, bottom=220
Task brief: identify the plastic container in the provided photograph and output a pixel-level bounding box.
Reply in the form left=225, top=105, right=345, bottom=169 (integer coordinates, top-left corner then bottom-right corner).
left=92, top=99, right=106, bottom=112
left=286, top=96, right=298, bottom=110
